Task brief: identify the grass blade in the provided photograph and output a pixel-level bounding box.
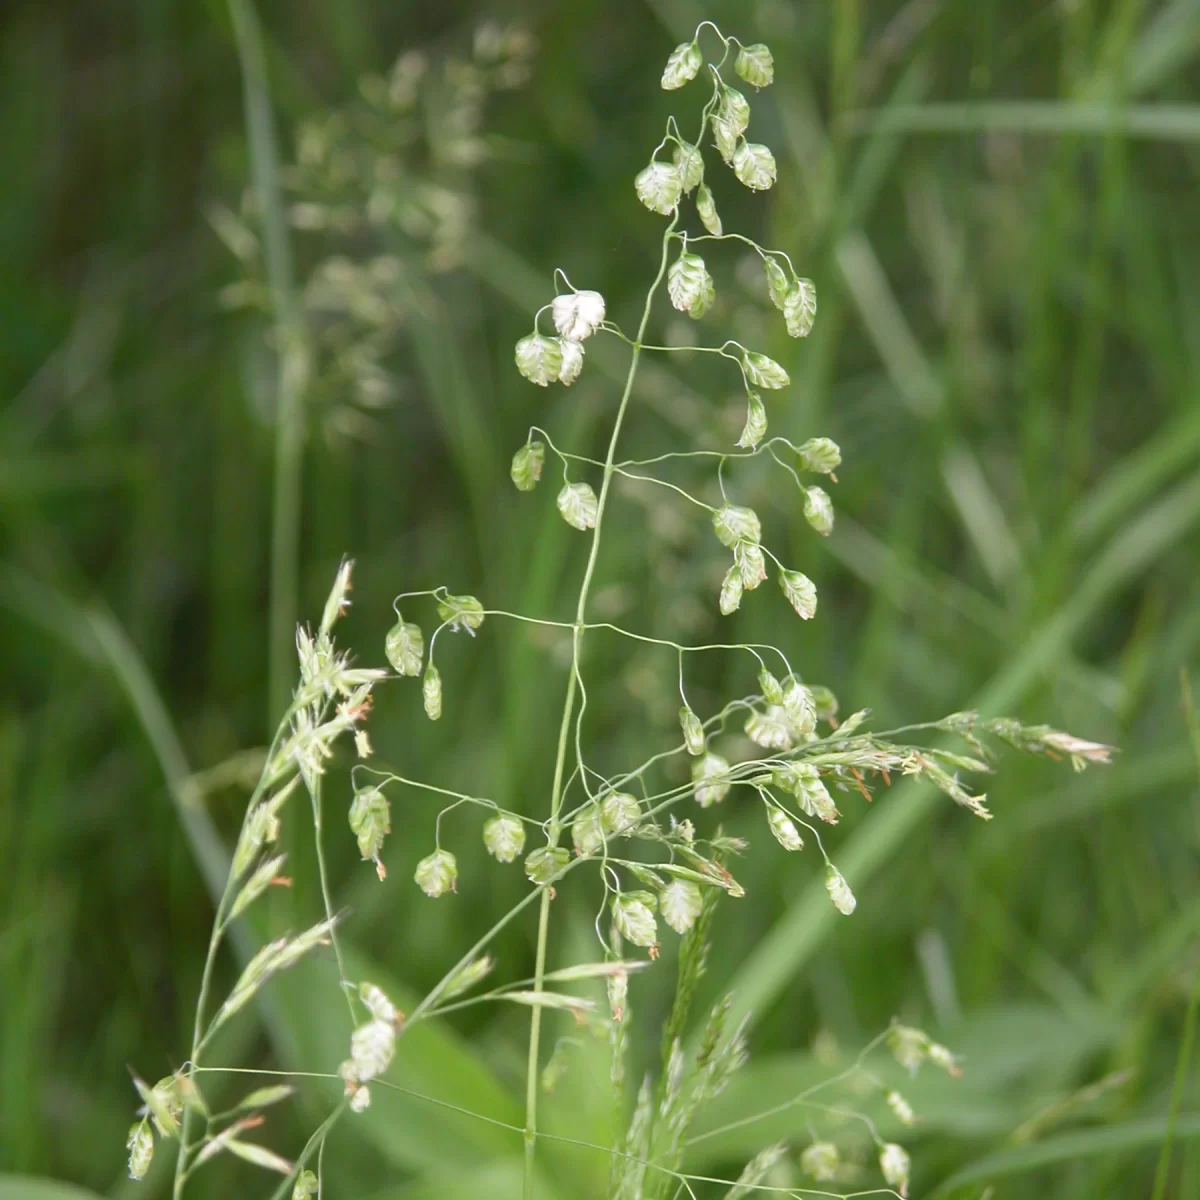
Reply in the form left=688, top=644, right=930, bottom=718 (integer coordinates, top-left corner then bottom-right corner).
left=0, top=1181, right=106, bottom=1200
left=933, top=1113, right=1200, bottom=1195
left=1150, top=670, right=1200, bottom=1199
left=227, top=0, right=307, bottom=728
left=843, top=101, right=1200, bottom=143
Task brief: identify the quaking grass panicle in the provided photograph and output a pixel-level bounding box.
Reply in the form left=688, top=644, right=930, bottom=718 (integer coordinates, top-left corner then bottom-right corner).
left=125, top=19, right=1112, bottom=1200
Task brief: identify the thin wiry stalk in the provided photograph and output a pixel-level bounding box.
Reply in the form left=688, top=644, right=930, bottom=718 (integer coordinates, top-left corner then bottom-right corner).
left=227, top=0, right=307, bottom=728
left=522, top=213, right=679, bottom=1199
left=173, top=700, right=300, bottom=1198
left=264, top=1104, right=346, bottom=1200
left=173, top=876, right=237, bottom=1200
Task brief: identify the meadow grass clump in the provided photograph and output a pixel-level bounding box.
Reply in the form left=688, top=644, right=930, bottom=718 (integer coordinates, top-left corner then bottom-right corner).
left=125, top=20, right=1112, bottom=1200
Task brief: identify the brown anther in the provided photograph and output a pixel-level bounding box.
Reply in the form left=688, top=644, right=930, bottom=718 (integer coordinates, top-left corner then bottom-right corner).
left=338, top=694, right=375, bottom=722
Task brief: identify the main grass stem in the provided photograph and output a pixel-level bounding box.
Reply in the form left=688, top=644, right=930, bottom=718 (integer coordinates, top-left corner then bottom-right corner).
left=522, top=215, right=678, bottom=1199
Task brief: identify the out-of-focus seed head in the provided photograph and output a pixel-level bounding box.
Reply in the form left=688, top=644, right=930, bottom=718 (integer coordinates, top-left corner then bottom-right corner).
left=735, top=43, right=774, bottom=88
left=435, top=593, right=484, bottom=634
left=667, top=251, right=714, bottom=315
left=734, top=540, right=767, bottom=590
left=358, top=982, right=398, bottom=1024
left=692, top=752, right=731, bottom=807
left=557, top=338, right=584, bottom=385
left=737, top=390, right=767, bottom=448
left=719, top=564, right=744, bottom=615
left=825, top=863, right=856, bottom=915
left=660, top=878, right=703, bottom=934
left=797, top=436, right=842, bottom=475
left=483, top=813, right=526, bottom=863
left=733, top=142, right=777, bottom=191
left=888, top=1023, right=930, bottom=1074
left=511, top=440, right=546, bottom=491
left=414, top=848, right=457, bottom=897
left=767, top=805, right=803, bottom=851
left=679, top=706, right=706, bottom=755
left=525, top=845, right=570, bottom=885
left=758, top=668, right=785, bottom=705
left=784, top=277, right=817, bottom=337
left=349, top=785, right=390, bottom=866
left=572, top=803, right=606, bottom=856
left=422, top=664, right=443, bottom=720
left=386, top=614, right=424, bottom=681
left=612, top=892, right=658, bottom=947
left=800, top=1140, right=839, bottom=1181
left=292, top=1168, right=319, bottom=1199
left=661, top=40, right=702, bottom=89
left=743, top=350, right=789, bottom=389
left=635, top=161, right=683, bottom=215
left=880, top=1142, right=911, bottom=1197
left=551, top=289, right=606, bottom=342
left=782, top=677, right=816, bottom=737
left=515, top=333, right=564, bottom=386
left=763, top=256, right=789, bottom=309
left=779, top=569, right=817, bottom=620
left=887, top=1090, right=916, bottom=1125
left=127, top=1119, right=154, bottom=1180
left=601, top=791, right=641, bottom=837
left=673, top=142, right=704, bottom=193
left=804, top=486, right=835, bottom=536
left=695, top=182, right=722, bottom=234
left=557, top=482, right=599, bottom=530
left=929, top=1041, right=962, bottom=1076
left=720, top=86, right=751, bottom=138
left=712, top=504, right=762, bottom=548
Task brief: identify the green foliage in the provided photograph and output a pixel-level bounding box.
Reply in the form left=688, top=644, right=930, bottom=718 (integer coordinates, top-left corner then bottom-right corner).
left=4, top=2, right=1200, bottom=1199
left=0, top=1184, right=106, bottom=1200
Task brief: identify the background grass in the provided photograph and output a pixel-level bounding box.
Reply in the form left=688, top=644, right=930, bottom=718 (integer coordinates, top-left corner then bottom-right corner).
left=2, top=0, right=1200, bottom=1196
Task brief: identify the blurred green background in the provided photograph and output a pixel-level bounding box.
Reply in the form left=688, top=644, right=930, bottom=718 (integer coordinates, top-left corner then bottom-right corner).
left=3, top=0, right=1200, bottom=1196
